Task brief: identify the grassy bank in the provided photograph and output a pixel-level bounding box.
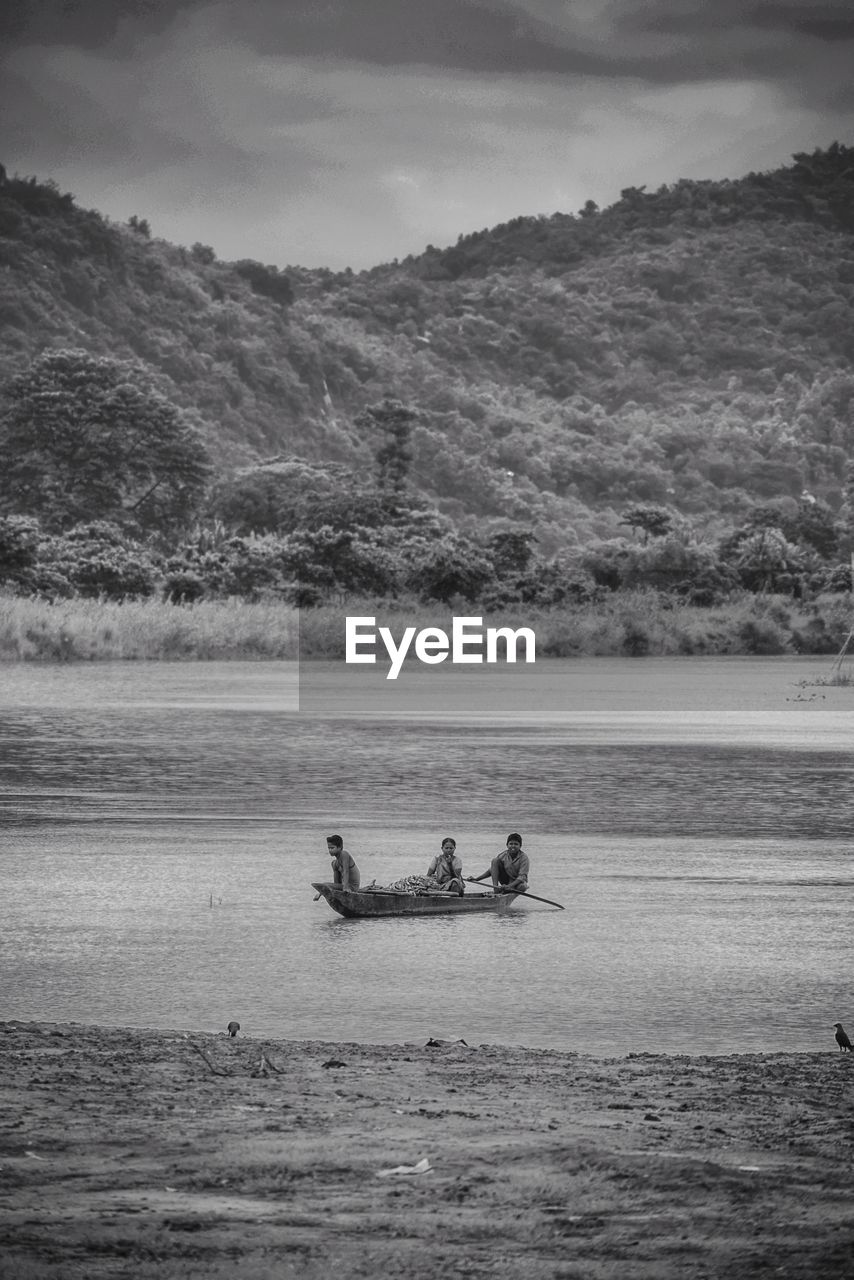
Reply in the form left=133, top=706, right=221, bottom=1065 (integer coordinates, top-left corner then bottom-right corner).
left=298, top=590, right=854, bottom=660
left=0, top=595, right=300, bottom=661
left=0, top=589, right=852, bottom=661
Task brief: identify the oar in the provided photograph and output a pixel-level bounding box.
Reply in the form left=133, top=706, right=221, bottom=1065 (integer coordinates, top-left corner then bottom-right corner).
left=465, top=879, right=565, bottom=910
left=507, top=888, right=565, bottom=910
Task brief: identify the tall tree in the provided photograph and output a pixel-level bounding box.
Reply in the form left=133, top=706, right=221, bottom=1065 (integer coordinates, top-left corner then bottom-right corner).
left=356, top=398, right=418, bottom=505
left=618, top=504, right=673, bottom=544
left=0, top=349, right=210, bottom=535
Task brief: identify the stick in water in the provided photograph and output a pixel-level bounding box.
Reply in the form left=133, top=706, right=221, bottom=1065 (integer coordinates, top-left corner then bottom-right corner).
left=465, top=879, right=564, bottom=910
left=510, top=888, right=565, bottom=910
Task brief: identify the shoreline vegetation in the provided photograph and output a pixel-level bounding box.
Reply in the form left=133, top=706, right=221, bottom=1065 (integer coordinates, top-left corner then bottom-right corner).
left=1, top=589, right=853, bottom=665
left=4, top=1020, right=854, bottom=1279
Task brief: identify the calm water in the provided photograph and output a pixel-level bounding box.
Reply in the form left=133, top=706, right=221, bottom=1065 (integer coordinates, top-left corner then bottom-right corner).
left=1, top=656, right=853, bottom=1055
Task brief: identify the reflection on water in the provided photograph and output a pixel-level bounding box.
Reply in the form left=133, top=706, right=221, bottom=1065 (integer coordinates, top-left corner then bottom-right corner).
left=1, top=657, right=853, bottom=1054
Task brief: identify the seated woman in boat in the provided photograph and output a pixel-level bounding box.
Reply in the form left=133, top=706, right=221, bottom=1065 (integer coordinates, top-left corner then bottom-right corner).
left=326, top=834, right=360, bottom=890
left=426, top=837, right=465, bottom=895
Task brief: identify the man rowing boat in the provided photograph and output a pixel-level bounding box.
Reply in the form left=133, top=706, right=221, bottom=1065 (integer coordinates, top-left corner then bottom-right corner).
left=470, top=832, right=529, bottom=894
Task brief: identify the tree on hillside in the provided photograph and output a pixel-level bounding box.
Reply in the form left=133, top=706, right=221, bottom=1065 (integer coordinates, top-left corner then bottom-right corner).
left=210, top=458, right=351, bottom=534
left=720, top=525, right=805, bottom=594
left=792, top=494, right=838, bottom=559
left=210, top=455, right=442, bottom=538
left=127, top=215, right=151, bottom=238
left=0, top=349, right=210, bottom=536
left=356, top=398, right=418, bottom=504
left=0, top=514, right=41, bottom=592
left=618, top=504, right=673, bottom=544
left=0, top=514, right=160, bottom=600
left=487, top=528, right=537, bottom=575
left=231, top=259, right=294, bottom=306
left=738, top=495, right=838, bottom=560
left=405, top=531, right=494, bottom=604
left=39, top=521, right=159, bottom=599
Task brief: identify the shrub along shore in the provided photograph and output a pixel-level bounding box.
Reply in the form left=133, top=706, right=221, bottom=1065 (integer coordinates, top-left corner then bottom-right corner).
left=0, top=589, right=852, bottom=662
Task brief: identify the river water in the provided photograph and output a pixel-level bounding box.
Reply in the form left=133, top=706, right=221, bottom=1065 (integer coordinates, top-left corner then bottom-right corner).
left=1, top=656, right=852, bottom=1055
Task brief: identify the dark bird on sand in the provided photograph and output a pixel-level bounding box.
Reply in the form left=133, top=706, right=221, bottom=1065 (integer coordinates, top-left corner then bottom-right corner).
left=227, top=1021, right=240, bottom=1038
left=834, top=1022, right=852, bottom=1051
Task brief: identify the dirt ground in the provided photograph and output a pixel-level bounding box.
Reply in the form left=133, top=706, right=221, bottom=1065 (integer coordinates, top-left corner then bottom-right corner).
left=1, top=1022, right=853, bottom=1279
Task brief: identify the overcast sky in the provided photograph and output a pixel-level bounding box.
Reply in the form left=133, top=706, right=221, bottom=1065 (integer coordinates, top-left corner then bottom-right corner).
left=2, top=0, right=853, bottom=270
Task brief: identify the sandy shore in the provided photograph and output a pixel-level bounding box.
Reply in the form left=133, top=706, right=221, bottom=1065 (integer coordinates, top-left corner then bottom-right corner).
left=1, top=1022, right=853, bottom=1279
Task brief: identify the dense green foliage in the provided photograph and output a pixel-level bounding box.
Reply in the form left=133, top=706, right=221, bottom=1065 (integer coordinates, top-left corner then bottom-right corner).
left=0, top=349, right=210, bottom=535
left=1, top=148, right=853, bottom=533
left=1, top=147, right=854, bottom=632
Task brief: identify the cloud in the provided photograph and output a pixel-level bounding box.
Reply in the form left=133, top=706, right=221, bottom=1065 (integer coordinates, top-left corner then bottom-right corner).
left=2, top=0, right=590, bottom=71
left=501, top=0, right=854, bottom=104
left=0, top=0, right=851, bottom=269
left=8, top=0, right=854, bottom=82
left=0, top=0, right=194, bottom=51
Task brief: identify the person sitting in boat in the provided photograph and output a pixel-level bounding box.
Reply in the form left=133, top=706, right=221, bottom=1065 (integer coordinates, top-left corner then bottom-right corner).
left=426, top=837, right=465, bottom=895
left=469, top=833, right=529, bottom=894
left=326, top=834, right=360, bottom=890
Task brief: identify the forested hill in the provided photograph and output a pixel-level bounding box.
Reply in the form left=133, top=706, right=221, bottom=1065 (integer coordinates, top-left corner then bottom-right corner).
left=2, top=143, right=854, bottom=550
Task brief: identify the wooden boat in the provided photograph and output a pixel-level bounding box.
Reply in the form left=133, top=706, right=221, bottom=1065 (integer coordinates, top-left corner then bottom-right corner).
left=311, top=881, right=518, bottom=919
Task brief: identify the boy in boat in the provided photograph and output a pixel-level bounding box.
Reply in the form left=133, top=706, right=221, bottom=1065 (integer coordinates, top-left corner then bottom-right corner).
left=469, top=833, right=529, bottom=894
left=426, top=837, right=465, bottom=895
left=326, top=834, right=360, bottom=890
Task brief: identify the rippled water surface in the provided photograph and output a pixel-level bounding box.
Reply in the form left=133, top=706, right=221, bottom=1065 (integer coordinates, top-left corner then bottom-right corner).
left=2, top=656, right=852, bottom=1054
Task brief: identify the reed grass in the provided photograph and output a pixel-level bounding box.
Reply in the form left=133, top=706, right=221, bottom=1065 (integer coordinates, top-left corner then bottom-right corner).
left=0, top=595, right=299, bottom=661
left=0, top=588, right=851, bottom=662
left=799, top=666, right=854, bottom=687
left=299, top=590, right=854, bottom=661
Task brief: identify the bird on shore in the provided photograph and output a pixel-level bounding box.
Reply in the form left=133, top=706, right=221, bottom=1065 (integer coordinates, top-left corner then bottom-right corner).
left=833, top=1023, right=852, bottom=1051
left=227, top=1021, right=240, bottom=1038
